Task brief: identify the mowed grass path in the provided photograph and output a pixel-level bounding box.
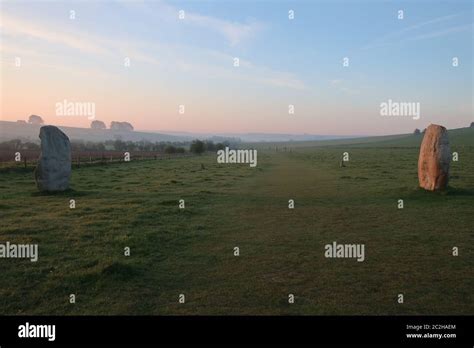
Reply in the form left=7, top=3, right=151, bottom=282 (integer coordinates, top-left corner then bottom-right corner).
left=0, top=146, right=473, bottom=315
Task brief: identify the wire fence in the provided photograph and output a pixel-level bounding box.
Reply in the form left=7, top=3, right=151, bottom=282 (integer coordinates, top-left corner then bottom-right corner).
left=0, top=150, right=194, bottom=171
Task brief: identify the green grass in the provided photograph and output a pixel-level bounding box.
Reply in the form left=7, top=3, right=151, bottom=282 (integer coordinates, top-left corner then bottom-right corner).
left=0, top=130, right=473, bottom=315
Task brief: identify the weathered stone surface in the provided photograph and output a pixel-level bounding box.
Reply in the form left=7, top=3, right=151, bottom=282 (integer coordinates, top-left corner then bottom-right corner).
left=34, top=126, right=71, bottom=191
left=418, top=124, right=450, bottom=191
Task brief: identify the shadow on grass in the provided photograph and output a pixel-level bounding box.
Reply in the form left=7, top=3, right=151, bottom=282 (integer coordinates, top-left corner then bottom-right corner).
left=400, top=186, right=474, bottom=200
left=0, top=166, right=35, bottom=174
left=101, top=262, right=141, bottom=281
left=444, top=187, right=474, bottom=196
left=31, top=188, right=91, bottom=197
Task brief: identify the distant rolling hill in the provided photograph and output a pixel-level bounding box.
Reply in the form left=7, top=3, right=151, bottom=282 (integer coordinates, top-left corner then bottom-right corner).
left=359, top=127, right=474, bottom=148
left=0, top=121, right=192, bottom=143
left=0, top=121, right=346, bottom=143
left=2, top=121, right=472, bottom=147
left=250, top=127, right=474, bottom=148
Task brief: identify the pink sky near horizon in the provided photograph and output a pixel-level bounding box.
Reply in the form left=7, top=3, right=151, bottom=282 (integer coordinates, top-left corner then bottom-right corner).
left=2, top=60, right=468, bottom=136
left=1, top=60, right=471, bottom=136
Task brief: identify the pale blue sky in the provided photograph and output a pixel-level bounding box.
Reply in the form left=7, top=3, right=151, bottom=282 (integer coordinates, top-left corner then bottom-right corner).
left=1, top=0, right=472, bottom=135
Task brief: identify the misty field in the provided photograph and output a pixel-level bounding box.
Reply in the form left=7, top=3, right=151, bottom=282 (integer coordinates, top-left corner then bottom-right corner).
left=0, top=133, right=473, bottom=315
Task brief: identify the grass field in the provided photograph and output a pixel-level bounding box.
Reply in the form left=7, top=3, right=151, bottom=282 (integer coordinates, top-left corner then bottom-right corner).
left=0, top=128, right=473, bottom=315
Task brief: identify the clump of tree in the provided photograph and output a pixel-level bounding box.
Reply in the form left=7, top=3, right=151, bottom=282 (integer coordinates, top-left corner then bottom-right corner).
left=110, top=121, right=134, bottom=131
left=204, top=140, right=217, bottom=151
left=413, top=128, right=421, bottom=135
left=190, top=140, right=205, bottom=155
left=164, top=145, right=185, bottom=154
left=471, top=122, right=474, bottom=128
left=105, top=139, right=188, bottom=152
left=190, top=140, right=227, bottom=154
left=0, top=139, right=40, bottom=151
left=216, top=142, right=226, bottom=151
left=91, top=120, right=107, bottom=129
left=71, top=140, right=106, bottom=152
left=1, top=138, right=209, bottom=155
left=69, top=139, right=188, bottom=153
left=28, top=115, right=44, bottom=125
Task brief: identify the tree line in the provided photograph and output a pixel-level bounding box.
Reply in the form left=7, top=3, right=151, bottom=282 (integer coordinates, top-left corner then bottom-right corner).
left=0, top=138, right=230, bottom=155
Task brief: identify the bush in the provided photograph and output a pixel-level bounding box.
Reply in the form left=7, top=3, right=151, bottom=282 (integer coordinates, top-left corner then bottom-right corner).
left=0, top=139, right=40, bottom=151
left=91, top=120, right=107, bottom=129
left=110, top=121, right=134, bottom=131
left=190, top=140, right=205, bottom=154
left=113, top=139, right=127, bottom=151
left=204, top=141, right=216, bottom=152
left=28, top=115, right=44, bottom=125
left=164, top=145, right=177, bottom=154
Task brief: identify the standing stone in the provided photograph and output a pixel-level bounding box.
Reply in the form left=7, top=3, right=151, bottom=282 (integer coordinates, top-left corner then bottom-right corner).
left=34, top=126, right=71, bottom=191
left=418, top=124, right=450, bottom=191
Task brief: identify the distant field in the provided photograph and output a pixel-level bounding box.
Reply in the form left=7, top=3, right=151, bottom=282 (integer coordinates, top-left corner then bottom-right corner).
left=251, top=127, right=474, bottom=149
left=0, top=129, right=473, bottom=315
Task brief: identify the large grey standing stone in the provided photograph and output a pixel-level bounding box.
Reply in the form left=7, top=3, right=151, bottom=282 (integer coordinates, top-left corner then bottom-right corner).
left=34, top=126, right=71, bottom=191
left=417, top=124, right=450, bottom=191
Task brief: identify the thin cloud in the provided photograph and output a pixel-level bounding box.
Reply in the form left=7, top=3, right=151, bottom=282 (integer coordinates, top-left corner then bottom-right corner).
left=407, top=23, right=473, bottom=41
left=1, top=10, right=301, bottom=90
left=361, top=13, right=465, bottom=50
left=0, top=13, right=160, bottom=65
left=166, top=49, right=305, bottom=90
left=120, top=0, right=263, bottom=46
left=185, top=12, right=262, bottom=46
left=0, top=14, right=108, bottom=56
